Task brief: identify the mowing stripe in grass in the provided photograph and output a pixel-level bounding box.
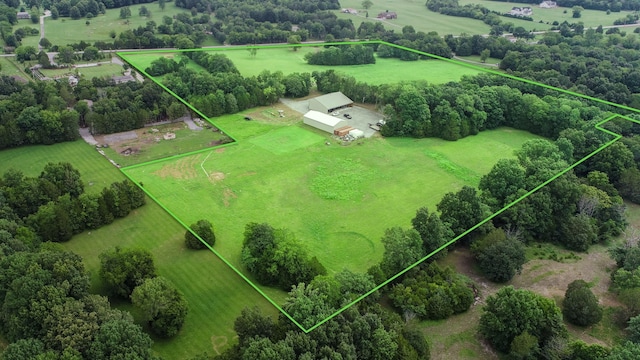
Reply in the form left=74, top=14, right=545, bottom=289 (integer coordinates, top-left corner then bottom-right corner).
left=0, top=140, right=127, bottom=194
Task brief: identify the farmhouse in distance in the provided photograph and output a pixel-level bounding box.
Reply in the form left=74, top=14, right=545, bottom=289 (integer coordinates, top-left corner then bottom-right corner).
left=377, top=10, right=397, bottom=19
left=508, top=6, right=533, bottom=16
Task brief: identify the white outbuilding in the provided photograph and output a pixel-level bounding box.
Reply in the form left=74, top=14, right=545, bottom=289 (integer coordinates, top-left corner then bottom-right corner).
left=303, top=110, right=347, bottom=133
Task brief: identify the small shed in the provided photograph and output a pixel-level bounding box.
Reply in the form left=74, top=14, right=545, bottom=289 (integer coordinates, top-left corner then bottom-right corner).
left=308, top=92, right=354, bottom=113
left=303, top=110, right=347, bottom=134
left=349, top=129, right=364, bottom=139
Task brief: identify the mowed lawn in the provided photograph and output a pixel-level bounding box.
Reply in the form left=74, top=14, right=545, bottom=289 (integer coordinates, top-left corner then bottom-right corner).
left=11, top=20, right=40, bottom=48
left=65, top=196, right=277, bottom=359
left=0, top=140, right=276, bottom=359
left=335, top=0, right=538, bottom=34
left=458, top=0, right=640, bottom=29
left=38, top=3, right=190, bottom=46
left=0, top=140, right=126, bottom=193
left=0, top=57, right=31, bottom=80
left=124, top=46, right=482, bottom=85
left=125, top=116, right=539, bottom=292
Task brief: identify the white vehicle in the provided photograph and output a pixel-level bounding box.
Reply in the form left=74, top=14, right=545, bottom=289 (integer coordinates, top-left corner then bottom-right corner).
left=331, top=111, right=339, bottom=116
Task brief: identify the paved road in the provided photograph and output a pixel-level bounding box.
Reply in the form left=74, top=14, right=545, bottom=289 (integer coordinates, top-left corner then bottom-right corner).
left=38, top=10, right=51, bottom=52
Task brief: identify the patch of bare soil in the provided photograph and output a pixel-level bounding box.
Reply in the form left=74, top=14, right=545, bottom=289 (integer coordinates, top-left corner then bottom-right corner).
left=209, top=172, right=225, bottom=182
left=215, top=147, right=226, bottom=153
left=245, top=103, right=303, bottom=125
left=152, top=156, right=198, bottom=180
left=511, top=250, right=620, bottom=308
left=222, top=188, right=237, bottom=207
left=94, top=123, right=187, bottom=155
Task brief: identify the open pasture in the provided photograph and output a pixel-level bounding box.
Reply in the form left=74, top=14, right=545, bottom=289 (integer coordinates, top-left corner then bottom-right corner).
left=0, top=140, right=126, bottom=194
left=126, top=46, right=482, bottom=85
left=0, top=140, right=277, bottom=358
left=224, top=47, right=482, bottom=85
left=37, top=3, right=192, bottom=46
left=458, top=0, right=640, bottom=29
left=0, top=57, right=31, bottom=80
left=335, top=0, right=537, bottom=34
left=124, top=118, right=539, bottom=280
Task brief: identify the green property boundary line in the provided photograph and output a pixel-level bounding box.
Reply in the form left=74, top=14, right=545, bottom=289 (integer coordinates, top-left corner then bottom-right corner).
left=116, top=41, right=640, bottom=333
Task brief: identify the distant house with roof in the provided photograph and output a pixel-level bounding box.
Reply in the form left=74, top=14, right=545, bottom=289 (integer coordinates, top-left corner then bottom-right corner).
left=17, top=11, right=30, bottom=19
left=308, top=92, right=353, bottom=114
left=377, top=11, right=397, bottom=19
left=539, top=1, right=557, bottom=8
left=112, top=74, right=136, bottom=84
left=508, top=6, right=533, bottom=16
left=342, top=8, right=358, bottom=14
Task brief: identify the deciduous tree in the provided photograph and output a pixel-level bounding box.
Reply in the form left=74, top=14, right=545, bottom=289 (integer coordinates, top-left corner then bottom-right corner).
left=184, top=219, right=215, bottom=249
left=479, top=286, right=567, bottom=354
left=99, top=247, right=156, bottom=298
left=379, top=227, right=424, bottom=277
left=562, top=280, right=602, bottom=326
left=131, top=276, right=188, bottom=337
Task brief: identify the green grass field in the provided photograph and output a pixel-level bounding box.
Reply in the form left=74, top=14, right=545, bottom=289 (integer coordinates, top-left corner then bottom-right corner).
left=126, top=47, right=482, bottom=85
left=0, top=56, right=31, bottom=80
left=0, top=140, right=277, bottom=358
left=65, top=194, right=277, bottom=359
left=125, top=116, right=539, bottom=282
left=458, top=0, right=639, bottom=29
left=11, top=20, right=40, bottom=49
left=39, top=62, right=125, bottom=79
left=0, top=140, right=126, bottom=193
left=36, top=3, right=191, bottom=47
left=335, top=0, right=637, bottom=35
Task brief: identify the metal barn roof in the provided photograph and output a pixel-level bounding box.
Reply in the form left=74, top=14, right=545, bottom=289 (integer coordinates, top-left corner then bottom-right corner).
left=303, top=110, right=346, bottom=127
left=310, top=92, right=353, bottom=111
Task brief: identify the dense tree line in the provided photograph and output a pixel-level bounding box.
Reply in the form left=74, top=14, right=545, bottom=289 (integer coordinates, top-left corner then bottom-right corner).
left=304, top=44, right=375, bottom=65
left=86, top=80, right=183, bottom=134
left=0, top=76, right=79, bottom=149
left=215, top=302, right=429, bottom=359
left=1, top=163, right=145, bottom=243
left=490, top=30, right=640, bottom=106
left=0, top=246, right=159, bottom=359
left=100, top=247, right=188, bottom=337
left=158, top=53, right=312, bottom=117
left=0, top=163, right=159, bottom=358
left=241, top=222, right=326, bottom=291
left=389, top=262, right=474, bottom=320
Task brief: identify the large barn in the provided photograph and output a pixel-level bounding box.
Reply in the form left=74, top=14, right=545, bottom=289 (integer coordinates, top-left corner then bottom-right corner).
left=308, top=92, right=353, bottom=113
left=303, top=110, right=347, bottom=133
